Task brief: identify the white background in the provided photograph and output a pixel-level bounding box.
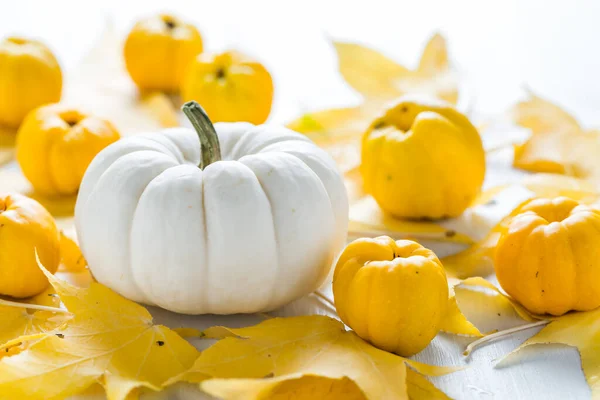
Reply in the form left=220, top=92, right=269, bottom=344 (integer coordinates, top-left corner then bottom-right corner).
left=0, top=1, right=597, bottom=399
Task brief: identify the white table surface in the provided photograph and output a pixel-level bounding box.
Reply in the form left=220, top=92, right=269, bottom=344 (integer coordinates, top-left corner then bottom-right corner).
left=1, top=1, right=597, bottom=399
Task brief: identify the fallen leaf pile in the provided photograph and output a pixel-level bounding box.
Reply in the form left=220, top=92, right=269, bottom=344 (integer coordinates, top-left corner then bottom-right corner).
left=0, top=263, right=199, bottom=400
left=173, top=315, right=458, bottom=400
left=0, top=262, right=471, bottom=399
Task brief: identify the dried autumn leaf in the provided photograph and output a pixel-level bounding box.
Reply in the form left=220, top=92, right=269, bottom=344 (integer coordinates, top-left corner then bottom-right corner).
left=511, top=92, right=600, bottom=183
left=59, top=230, right=87, bottom=272
left=498, top=307, right=600, bottom=398
left=334, top=42, right=410, bottom=99
left=175, top=316, right=457, bottom=400
left=511, top=91, right=581, bottom=136
left=515, top=128, right=600, bottom=178
left=418, top=33, right=449, bottom=74
left=334, top=33, right=458, bottom=104
left=0, top=262, right=199, bottom=400
left=0, top=298, right=69, bottom=349
left=25, top=286, right=61, bottom=309
left=202, top=375, right=368, bottom=400
left=457, top=277, right=535, bottom=324
left=439, top=280, right=483, bottom=337
left=470, top=184, right=510, bottom=207
left=350, top=196, right=474, bottom=245
left=202, top=370, right=451, bottom=400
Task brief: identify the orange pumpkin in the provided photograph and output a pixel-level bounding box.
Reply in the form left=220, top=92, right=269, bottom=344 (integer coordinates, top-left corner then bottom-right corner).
left=495, top=197, right=600, bottom=315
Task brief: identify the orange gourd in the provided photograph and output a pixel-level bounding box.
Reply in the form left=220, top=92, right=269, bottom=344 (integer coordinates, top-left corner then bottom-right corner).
left=124, top=14, right=203, bottom=92
left=333, top=236, right=449, bottom=356
left=16, top=104, right=120, bottom=196
left=0, top=193, right=60, bottom=298
left=495, top=197, right=600, bottom=315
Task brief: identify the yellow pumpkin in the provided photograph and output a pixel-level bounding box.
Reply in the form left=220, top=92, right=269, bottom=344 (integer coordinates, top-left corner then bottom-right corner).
left=16, top=104, right=120, bottom=196
left=124, top=14, right=203, bottom=92
left=361, top=96, right=485, bottom=219
left=0, top=37, right=62, bottom=129
left=495, top=197, right=600, bottom=316
left=181, top=51, right=274, bottom=124
left=0, top=193, right=60, bottom=298
left=333, top=236, right=449, bottom=356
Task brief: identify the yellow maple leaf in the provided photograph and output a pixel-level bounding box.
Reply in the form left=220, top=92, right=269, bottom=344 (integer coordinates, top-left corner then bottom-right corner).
left=511, top=91, right=600, bottom=183
left=349, top=196, right=474, bottom=245
left=334, top=33, right=458, bottom=104
left=174, top=316, right=457, bottom=400
left=511, top=91, right=581, bottom=136
left=0, top=297, right=69, bottom=351
left=0, top=263, right=199, bottom=400
left=457, top=277, right=536, bottom=325
left=498, top=307, right=600, bottom=398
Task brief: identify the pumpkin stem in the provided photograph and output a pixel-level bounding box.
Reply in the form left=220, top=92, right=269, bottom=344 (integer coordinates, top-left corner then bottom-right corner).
left=463, top=320, right=549, bottom=357
left=182, top=101, right=222, bottom=169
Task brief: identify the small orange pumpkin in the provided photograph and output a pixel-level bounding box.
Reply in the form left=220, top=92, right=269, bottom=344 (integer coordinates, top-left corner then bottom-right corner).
left=0, top=193, right=60, bottom=298
left=333, top=236, right=449, bottom=356
left=495, top=197, right=600, bottom=315
left=124, top=14, right=203, bottom=92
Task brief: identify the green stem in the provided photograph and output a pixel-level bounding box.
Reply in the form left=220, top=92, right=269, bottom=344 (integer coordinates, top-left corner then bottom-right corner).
left=182, top=101, right=222, bottom=169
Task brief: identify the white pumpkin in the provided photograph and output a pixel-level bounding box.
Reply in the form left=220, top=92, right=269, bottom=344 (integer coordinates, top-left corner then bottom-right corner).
left=75, top=102, right=348, bottom=314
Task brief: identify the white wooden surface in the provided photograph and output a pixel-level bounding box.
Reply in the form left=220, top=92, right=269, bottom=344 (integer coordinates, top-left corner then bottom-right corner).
left=1, top=1, right=597, bottom=399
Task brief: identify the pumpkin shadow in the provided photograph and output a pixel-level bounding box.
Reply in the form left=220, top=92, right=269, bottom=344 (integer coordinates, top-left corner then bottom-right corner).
left=20, top=189, right=77, bottom=218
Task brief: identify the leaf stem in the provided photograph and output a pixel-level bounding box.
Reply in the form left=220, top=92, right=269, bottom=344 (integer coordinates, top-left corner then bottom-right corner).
left=463, top=320, right=549, bottom=357
left=0, top=298, right=71, bottom=314
left=181, top=101, right=222, bottom=169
